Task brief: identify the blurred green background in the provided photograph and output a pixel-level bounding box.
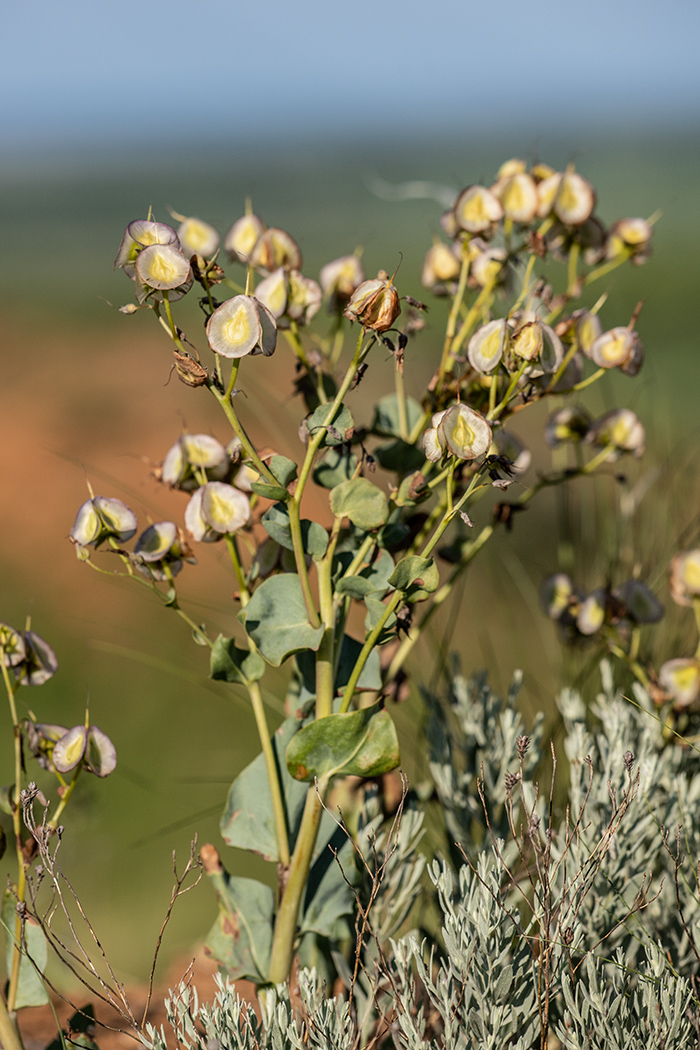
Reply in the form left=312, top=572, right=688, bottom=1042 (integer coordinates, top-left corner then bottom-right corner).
left=1, top=127, right=699, bottom=985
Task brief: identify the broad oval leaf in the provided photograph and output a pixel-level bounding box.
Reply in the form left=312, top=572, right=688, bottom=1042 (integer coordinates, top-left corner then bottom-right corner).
left=210, top=635, right=266, bottom=684
left=371, top=393, right=423, bottom=438
left=330, top=478, right=389, bottom=531
left=388, top=555, right=439, bottom=598
left=305, top=402, right=355, bottom=447
left=242, top=574, right=324, bottom=666
left=286, top=703, right=400, bottom=782
left=262, top=503, right=328, bottom=560
left=203, top=862, right=274, bottom=983
left=3, top=889, right=49, bottom=1007
left=220, top=713, right=308, bottom=861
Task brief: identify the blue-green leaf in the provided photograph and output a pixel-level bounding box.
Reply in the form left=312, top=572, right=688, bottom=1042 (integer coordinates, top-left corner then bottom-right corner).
left=242, top=574, right=324, bottom=666
left=286, top=703, right=400, bottom=782
left=3, top=889, right=49, bottom=1008
left=210, top=635, right=265, bottom=684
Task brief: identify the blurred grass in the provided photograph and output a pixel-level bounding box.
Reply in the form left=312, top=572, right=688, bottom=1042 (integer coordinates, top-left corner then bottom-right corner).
left=1, top=128, right=699, bottom=984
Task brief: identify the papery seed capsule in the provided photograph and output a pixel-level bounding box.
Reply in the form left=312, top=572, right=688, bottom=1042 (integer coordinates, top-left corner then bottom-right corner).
left=576, top=589, right=607, bottom=635
left=606, top=217, right=653, bottom=264
left=511, top=321, right=544, bottom=362
left=286, top=271, right=322, bottom=326
left=134, top=522, right=178, bottom=562
left=589, top=327, right=635, bottom=369
left=176, top=217, right=220, bottom=258
left=206, top=295, right=277, bottom=358
left=421, top=243, right=461, bottom=290
left=588, top=409, right=645, bottom=457
left=320, top=254, right=365, bottom=306
left=249, top=227, right=302, bottom=273
left=85, top=726, right=117, bottom=777
left=224, top=214, right=265, bottom=264
left=669, top=549, right=700, bottom=607
left=19, top=631, right=59, bottom=686
left=614, top=580, right=663, bottom=624
left=574, top=310, right=603, bottom=356
left=540, top=573, right=574, bottom=619
left=71, top=497, right=137, bottom=547
left=453, top=185, right=503, bottom=234
left=200, top=482, right=250, bottom=534
left=0, top=624, right=26, bottom=667
left=53, top=726, right=88, bottom=773
left=497, top=173, right=539, bottom=223
left=438, top=403, right=492, bottom=460
left=545, top=406, right=592, bottom=447
left=135, top=243, right=192, bottom=290
left=255, top=268, right=288, bottom=319
left=115, top=220, right=179, bottom=277
left=467, top=319, right=508, bottom=373
left=659, top=658, right=700, bottom=708
left=344, top=271, right=400, bottom=333
left=496, top=158, right=527, bottom=180
left=554, top=172, right=596, bottom=226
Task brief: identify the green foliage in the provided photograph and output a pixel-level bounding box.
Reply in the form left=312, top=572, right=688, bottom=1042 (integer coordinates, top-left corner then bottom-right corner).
left=150, top=666, right=700, bottom=1049
left=285, top=704, right=399, bottom=782
left=329, top=478, right=389, bottom=531
left=220, top=713, right=308, bottom=862
left=241, top=575, right=325, bottom=666
left=262, top=504, right=328, bottom=560
left=2, top=892, right=48, bottom=1009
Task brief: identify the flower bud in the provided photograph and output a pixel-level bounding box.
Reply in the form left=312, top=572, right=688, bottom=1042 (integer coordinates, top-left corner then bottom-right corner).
left=206, top=295, right=277, bottom=358
left=224, top=214, right=265, bottom=264
left=344, top=271, right=401, bottom=333
left=669, top=549, right=700, bottom=607
left=453, top=185, right=503, bottom=234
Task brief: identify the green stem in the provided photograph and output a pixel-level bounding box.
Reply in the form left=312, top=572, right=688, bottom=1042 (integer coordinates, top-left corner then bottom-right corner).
left=209, top=384, right=278, bottom=488
left=287, top=501, right=321, bottom=630
left=249, top=680, right=290, bottom=869
left=436, top=249, right=470, bottom=388
left=386, top=525, right=494, bottom=682
left=1, top=648, right=25, bottom=1014
left=395, top=362, right=408, bottom=440
left=295, top=329, right=369, bottom=502
left=315, top=556, right=335, bottom=720
left=225, top=537, right=289, bottom=868
left=161, top=293, right=187, bottom=353
left=0, top=997, right=23, bottom=1050
left=267, top=785, right=325, bottom=984
left=450, top=279, right=496, bottom=362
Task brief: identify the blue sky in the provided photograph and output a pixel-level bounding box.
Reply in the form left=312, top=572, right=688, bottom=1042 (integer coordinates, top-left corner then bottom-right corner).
left=3, top=0, right=699, bottom=151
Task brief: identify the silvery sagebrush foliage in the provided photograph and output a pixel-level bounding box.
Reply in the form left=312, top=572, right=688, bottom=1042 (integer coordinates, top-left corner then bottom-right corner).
left=143, top=663, right=700, bottom=1049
